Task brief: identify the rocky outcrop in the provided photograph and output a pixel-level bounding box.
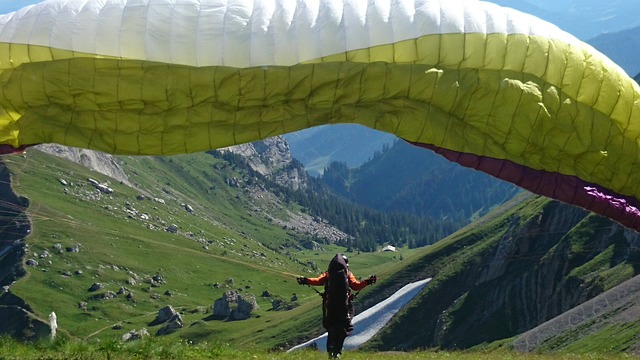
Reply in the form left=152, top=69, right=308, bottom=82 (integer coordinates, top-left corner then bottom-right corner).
left=0, top=162, right=29, bottom=289
left=220, top=136, right=308, bottom=190
left=221, top=137, right=291, bottom=176
left=0, top=161, right=44, bottom=341
left=0, top=305, right=50, bottom=341
left=36, top=144, right=130, bottom=186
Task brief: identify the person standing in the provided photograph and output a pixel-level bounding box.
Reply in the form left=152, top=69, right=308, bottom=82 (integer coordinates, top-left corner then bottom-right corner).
left=297, top=254, right=377, bottom=358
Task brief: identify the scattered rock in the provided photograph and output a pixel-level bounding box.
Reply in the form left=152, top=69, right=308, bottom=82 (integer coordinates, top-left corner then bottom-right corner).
left=66, top=244, right=81, bottom=253
left=261, top=290, right=271, bottom=297
left=165, top=224, right=178, bottom=233
left=183, top=203, right=194, bottom=214
left=99, top=291, right=117, bottom=300
left=271, top=298, right=284, bottom=311
left=78, top=302, right=88, bottom=311
left=88, top=283, right=103, bottom=292
left=26, top=259, right=38, bottom=267
left=88, top=178, right=113, bottom=194
left=156, top=313, right=183, bottom=335
left=122, top=328, right=149, bottom=342
left=271, top=298, right=300, bottom=311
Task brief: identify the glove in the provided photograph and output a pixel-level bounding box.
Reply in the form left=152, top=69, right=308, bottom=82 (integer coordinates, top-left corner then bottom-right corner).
left=296, top=277, right=308, bottom=285
left=366, top=275, right=377, bottom=285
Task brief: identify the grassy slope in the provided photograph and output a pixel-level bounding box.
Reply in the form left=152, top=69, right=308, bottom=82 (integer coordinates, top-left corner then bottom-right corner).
left=1, top=149, right=422, bottom=350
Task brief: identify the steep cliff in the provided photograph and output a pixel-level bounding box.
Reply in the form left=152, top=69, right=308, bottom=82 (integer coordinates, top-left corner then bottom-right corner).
left=364, top=194, right=640, bottom=350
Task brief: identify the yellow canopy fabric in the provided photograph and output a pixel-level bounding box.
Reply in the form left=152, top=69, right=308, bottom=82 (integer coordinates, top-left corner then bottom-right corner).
left=0, top=0, right=639, bottom=230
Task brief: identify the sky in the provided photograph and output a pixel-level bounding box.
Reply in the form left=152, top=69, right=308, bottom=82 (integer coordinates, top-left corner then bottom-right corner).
left=0, top=1, right=42, bottom=14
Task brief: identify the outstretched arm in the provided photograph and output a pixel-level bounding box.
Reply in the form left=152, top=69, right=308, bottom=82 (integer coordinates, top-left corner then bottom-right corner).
left=348, top=273, right=376, bottom=291
left=297, top=272, right=328, bottom=286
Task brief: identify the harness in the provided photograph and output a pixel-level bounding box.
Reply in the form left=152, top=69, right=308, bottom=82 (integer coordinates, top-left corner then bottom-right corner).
left=306, top=284, right=361, bottom=301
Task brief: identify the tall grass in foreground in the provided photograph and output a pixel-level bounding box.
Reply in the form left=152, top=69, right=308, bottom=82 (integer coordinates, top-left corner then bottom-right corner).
left=0, top=337, right=635, bottom=360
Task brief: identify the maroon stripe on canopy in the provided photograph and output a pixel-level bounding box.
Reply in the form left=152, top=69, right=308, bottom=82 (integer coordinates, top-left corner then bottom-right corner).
left=413, top=142, right=640, bottom=232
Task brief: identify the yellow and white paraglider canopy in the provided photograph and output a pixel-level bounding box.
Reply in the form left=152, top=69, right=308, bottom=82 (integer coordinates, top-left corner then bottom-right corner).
left=0, top=0, right=639, bottom=231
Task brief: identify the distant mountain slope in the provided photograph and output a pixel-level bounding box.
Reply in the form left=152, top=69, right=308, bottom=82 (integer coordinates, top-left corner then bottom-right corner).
left=322, top=140, right=520, bottom=222
left=283, top=124, right=396, bottom=176
left=490, top=0, right=640, bottom=40
left=587, top=26, right=640, bottom=76
left=357, top=194, right=640, bottom=351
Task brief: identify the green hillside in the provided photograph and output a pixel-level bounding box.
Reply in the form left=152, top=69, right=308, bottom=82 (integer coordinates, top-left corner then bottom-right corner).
left=0, top=149, right=419, bottom=349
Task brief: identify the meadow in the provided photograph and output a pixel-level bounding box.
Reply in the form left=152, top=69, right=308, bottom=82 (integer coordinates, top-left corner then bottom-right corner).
left=0, top=336, right=635, bottom=360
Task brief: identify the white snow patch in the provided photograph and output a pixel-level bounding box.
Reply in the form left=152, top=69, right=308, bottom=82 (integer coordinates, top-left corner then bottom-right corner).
left=289, top=278, right=431, bottom=353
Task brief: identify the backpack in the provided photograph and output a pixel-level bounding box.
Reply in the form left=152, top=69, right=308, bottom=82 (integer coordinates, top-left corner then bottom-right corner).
left=322, top=254, right=354, bottom=331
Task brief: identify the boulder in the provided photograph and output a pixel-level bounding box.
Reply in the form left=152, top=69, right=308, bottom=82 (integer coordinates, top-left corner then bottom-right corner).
left=88, top=283, right=103, bottom=292
left=156, top=314, right=183, bottom=335
left=155, top=305, right=177, bottom=324
left=212, top=291, right=237, bottom=319
left=231, top=294, right=259, bottom=320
